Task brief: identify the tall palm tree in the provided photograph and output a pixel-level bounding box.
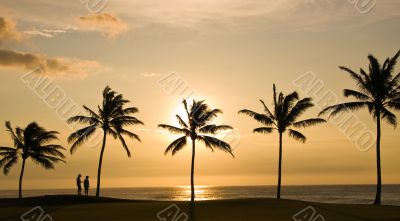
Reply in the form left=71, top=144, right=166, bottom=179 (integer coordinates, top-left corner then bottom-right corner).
left=239, top=84, right=326, bottom=199
left=158, top=99, right=234, bottom=205
left=0, top=121, right=66, bottom=199
left=68, top=86, right=144, bottom=197
left=320, top=50, right=400, bottom=205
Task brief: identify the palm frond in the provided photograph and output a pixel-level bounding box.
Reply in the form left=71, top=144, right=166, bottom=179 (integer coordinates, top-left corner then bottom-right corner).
left=189, top=100, right=209, bottom=122
left=106, top=127, right=118, bottom=139
left=110, top=116, right=144, bottom=126
left=282, top=91, right=299, bottom=114
left=293, top=118, right=326, bottom=128
left=117, top=134, right=131, bottom=157
left=386, top=98, right=400, bottom=111
left=31, top=157, right=57, bottom=169
left=367, top=54, right=381, bottom=79
left=34, top=145, right=66, bottom=158
left=33, top=152, right=66, bottom=162
left=68, top=125, right=98, bottom=154
left=259, top=100, right=274, bottom=118
left=343, top=89, right=371, bottom=101
left=175, top=115, right=188, bottom=128
left=273, top=84, right=278, bottom=108
left=0, top=153, right=17, bottom=168
left=319, top=102, right=371, bottom=117
left=198, top=109, right=223, bottom=126
left=158, top=124, right=189, bottom=135
left=119, top=129, right=141, bottom=142
left=183, top=99, right=190, bottom=119
left=83, top=105, right=101, bottom=120
left=381, top=107, right=397, bottom=127
left=5, top=121, right=23, bottom=148
left=339, top=66, right=369, bottom=92
left=199, top=125, right=233, bottom=134
left=284, top=97, right=314, bottom=124
left=2, top=156, right=18, bottom=175
left=67, top=115, right=99, bottom=125
left=387, top=90, right=400, bottom=100
left=288, top=129, right=306, bottom=143
left=121, top=107, right=139, bottom=115
left=36, top=131, right=60, bottom=145
left=253, top=127, right=275, bottom=134
left=238, top=109, right=274, bottom=125
left=0, top=146, right=17, bottom=152
left=197, top=135, right=234, bottom=157
left=165, top=136, right=187, bottom=155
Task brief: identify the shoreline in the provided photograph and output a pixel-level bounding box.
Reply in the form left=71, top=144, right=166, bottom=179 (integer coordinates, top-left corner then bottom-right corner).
left=1, top=183, right=400, bottom=191
left=1, top=194, right=400, bottom=206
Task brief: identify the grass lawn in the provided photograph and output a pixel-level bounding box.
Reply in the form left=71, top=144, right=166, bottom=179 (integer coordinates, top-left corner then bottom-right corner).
left=0, top=195, right=399, bottom=221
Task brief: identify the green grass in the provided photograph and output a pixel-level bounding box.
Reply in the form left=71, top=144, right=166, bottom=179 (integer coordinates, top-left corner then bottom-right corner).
left=0, top=195, right=399, bottom=221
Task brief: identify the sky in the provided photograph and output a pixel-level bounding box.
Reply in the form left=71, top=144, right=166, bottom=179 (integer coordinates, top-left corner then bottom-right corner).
left=0, top=0, right=400, bottom=190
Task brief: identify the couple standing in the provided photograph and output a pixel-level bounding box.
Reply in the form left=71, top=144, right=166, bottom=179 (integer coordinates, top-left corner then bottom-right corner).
left=76, top=174, right=90, bottom=196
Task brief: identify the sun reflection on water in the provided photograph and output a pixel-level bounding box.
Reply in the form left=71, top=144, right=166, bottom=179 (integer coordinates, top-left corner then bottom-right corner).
left=174, top=186, right=218, bottom=201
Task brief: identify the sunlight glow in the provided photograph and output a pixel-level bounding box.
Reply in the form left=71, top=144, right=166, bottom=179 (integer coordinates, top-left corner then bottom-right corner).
left=170, top=104, right=188, bottom=126
left=175, top=186, right=217, bottom=201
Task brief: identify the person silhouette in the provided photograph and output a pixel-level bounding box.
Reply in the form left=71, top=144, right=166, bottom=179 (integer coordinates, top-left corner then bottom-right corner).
left=84, top=176, right=90, bottom=196
left=76, top=174, right=82, bottom=195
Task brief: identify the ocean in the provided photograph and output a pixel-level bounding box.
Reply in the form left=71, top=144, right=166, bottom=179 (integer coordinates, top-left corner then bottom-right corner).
left=0, top=185, right=399, bottom=206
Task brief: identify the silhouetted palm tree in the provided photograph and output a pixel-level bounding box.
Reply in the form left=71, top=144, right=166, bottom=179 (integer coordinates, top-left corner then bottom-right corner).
left=68, top=86, right=144, bottom=197
left=320, top=50, right=400, bottom=205
left=239, top=84, right=325, bottom=199
left=159, top=99, right=234, bottom=206
left=0, top=121, right=66, bottom=199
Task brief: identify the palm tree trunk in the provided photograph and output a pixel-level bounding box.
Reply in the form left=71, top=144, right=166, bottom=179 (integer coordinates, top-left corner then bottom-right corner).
left=190, top=138, right=196, bottom=221
left=277, top=132, right=283, bottom=199
left=374, top=112, right=382, bottom=205
left=19, top=158, right=26, bottom=199
left=96, top=130, right=107, bottom=197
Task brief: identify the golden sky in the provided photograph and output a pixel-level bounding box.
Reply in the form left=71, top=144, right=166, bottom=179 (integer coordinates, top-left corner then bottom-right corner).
left=0, top=0, right=400, bottom=189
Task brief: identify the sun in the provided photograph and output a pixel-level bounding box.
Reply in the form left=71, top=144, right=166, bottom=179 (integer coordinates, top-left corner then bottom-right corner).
left=169, top=103, right=189, bottom=126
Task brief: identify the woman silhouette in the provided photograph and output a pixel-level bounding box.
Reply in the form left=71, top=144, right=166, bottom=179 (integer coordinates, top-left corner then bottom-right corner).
left=84, top=176, right=90, bottom=196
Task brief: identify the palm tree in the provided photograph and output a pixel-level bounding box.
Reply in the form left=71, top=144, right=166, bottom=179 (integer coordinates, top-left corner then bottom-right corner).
left=158, top=99, right=234, bottom=206
left=239, top=84, right=326, bottom=199
left=0, top=121, right=66, bottom=199
left=320, top=50, right=400, bottom=205
left=68, top=86, right=144, bottom=197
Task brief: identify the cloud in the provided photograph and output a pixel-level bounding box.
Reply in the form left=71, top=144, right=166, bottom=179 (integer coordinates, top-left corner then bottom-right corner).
left=0, top=49, right=101, bottom=77
left=140, top=72, right=159, bottom=78
left=24, top=28, right=69, bottom=38
left=77, top=13, right=128, bottom=38
left=111, top=0, right=400, bottom=32
left=2, top=0, right=399, bottom=37
left=0, top=17, right=23, bottom=44
left=24, top=30, right=53, bottom=38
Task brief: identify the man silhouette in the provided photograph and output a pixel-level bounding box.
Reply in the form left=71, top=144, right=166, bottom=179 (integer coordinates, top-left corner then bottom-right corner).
left=76, top=174, right=82, bottom=195
left=84, top=176, right=90, bottom=196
